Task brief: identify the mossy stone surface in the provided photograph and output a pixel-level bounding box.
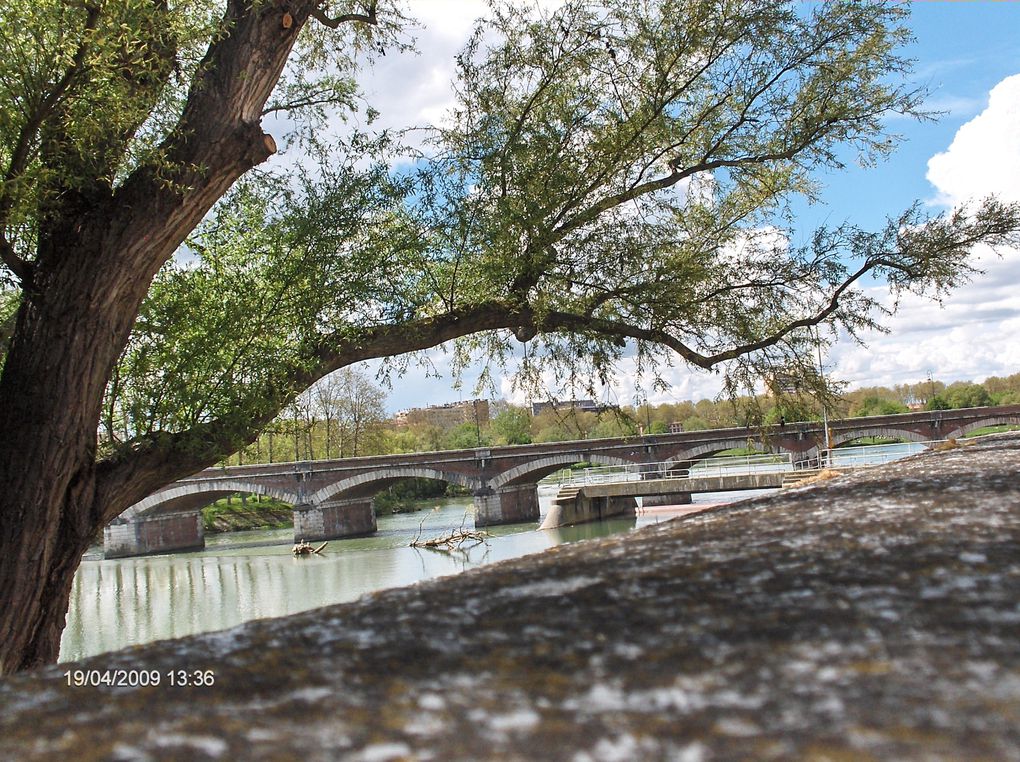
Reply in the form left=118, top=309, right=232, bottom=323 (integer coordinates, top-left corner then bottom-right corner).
left=2, top=434, right=1019, bottom=760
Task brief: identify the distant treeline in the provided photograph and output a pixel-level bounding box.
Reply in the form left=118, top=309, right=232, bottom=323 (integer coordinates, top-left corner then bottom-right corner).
left=224, top=372, right=1020, bottom=465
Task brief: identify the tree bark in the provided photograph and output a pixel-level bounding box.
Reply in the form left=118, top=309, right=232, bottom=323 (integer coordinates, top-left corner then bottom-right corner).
left=0, top=0, right=317, bottom=674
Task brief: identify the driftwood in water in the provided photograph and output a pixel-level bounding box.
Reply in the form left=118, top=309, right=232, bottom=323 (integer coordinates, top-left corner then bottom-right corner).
left=410, top=509, right=489, bottom=553
left=292, top=541, right=328, bottom=556
left=411, top=529, right=489, bottom=550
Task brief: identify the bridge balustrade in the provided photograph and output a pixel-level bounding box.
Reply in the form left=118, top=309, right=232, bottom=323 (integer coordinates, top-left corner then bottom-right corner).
left=556, top=453, right=794, bottom=487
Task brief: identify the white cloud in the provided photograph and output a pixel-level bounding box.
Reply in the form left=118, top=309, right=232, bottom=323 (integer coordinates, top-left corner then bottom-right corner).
left=352, top=1, right=488, bottom=151
left=830, top=72, right=1020, bottom=390
left=356, top=1, right=567, bottom=145
left=926, top=73, right=1020, bottom=207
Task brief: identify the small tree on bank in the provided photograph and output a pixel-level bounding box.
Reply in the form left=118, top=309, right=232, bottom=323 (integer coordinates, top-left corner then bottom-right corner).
left=1, top=0, right=1018, bottom=673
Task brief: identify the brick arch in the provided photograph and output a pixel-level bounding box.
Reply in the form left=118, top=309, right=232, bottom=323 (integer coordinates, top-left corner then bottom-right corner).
left=830, top=427, right=930, bottom=448
left=310, top=466, right=484, bottom=504
left=665, top=439, right=768, bottom=467
left=121, top=480, right=299, bottom=521
left=490, top=454, right=634, bottom=489
left=942, top=414, right=1020, bottom=440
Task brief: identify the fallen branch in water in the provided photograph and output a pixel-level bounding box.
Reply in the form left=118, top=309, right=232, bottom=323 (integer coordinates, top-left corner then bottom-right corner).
left=410, top=511, right=489, bottom=553
left=411, top=528, right=489, bottom=550
left=292, top=540, right=327, bottom=556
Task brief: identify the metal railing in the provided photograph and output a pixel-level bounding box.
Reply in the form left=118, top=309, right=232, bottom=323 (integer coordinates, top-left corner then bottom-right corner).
left=547, top=452, right=794, bottom=487
left=793, top=441, right=933, bottom=470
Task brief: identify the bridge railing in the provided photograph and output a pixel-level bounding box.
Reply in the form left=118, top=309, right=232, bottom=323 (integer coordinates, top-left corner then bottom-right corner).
left=793, top=440, right=936, bottom=470
left=548, top=453, right=794, bottom=487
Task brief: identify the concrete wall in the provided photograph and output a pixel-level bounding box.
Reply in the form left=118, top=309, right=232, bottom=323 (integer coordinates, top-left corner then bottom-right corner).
left=642, top=493, right=692, bottom=507
left=540, top=492, right=638, bottom=530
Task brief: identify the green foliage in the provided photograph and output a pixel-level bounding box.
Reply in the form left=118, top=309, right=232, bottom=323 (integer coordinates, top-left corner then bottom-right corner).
left=201, top=493, right=294, bottom=533
left=943, top=382, right=993, bottom=409
left=982, top=372, right=1020, bottom=405
left=10, top=0, right=1017, bottom=476
left=373, top=478, right=470, bottom=515
left=442, top=422, right=488, bottom=450
left=851, top=396, right=909, bottom=417
left=490, top=406, right=532, bottom=445
left=765, top=396, right=821, bottom=425
left=926, top=395, right=951, bottom=411
left=963, top=424, right=1020, bottom=438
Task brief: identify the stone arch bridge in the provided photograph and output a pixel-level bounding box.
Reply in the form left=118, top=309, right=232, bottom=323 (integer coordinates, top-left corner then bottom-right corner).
left=103, top=405, right=1020, bottom=557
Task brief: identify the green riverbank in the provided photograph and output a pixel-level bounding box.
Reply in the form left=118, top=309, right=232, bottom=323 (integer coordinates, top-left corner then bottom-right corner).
left=201, top=481, right=473, bottom=533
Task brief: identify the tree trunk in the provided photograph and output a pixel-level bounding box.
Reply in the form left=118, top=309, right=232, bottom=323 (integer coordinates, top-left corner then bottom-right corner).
left=0, top=0, right=353, bottom=674
left=0, top=260, right=133, bottom=671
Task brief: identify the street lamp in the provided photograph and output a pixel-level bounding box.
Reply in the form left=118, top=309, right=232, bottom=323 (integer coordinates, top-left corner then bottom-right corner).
left=814, top=327, right=832, bottom=466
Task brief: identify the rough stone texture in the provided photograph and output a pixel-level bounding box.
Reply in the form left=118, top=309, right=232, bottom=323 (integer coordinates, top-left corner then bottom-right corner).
left=2, top=434, right=1019, bottom=761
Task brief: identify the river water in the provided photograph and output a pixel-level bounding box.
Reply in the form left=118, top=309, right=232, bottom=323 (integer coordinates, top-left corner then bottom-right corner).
left=60, top=489, right=758, bottom=663
left=61, top=442, right=932, bottom=663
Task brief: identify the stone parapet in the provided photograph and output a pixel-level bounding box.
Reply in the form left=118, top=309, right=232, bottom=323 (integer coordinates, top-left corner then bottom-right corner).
left=6, top=433, right=1020, bottom=759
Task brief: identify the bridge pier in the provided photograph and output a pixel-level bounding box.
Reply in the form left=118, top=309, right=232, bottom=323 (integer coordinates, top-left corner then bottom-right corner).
left=104, top=512, right=205, bottom=559
left=293, top=498, right=377, bottom=542
left=474, top=484, right=541, bottom=527
left=540, top=492, right=637, bottom=530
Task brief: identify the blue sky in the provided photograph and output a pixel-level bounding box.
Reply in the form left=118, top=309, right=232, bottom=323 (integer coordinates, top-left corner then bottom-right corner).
left=348, top=1, right=1020, bottom=413
left=793, top=2, right=1020, bottom=234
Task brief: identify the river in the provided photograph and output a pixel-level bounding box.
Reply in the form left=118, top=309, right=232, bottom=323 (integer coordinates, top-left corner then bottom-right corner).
left=60, top=489, right=762, bottom=663
left=61, top=442, right=932, bottom=663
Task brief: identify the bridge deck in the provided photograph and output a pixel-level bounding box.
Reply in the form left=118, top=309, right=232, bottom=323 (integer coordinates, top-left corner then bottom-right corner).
left=578, top=472, right=785, bottom=499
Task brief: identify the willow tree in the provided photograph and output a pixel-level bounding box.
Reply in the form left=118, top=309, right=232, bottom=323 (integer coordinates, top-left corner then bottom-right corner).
left=1, top=0, right=1018, bottom=673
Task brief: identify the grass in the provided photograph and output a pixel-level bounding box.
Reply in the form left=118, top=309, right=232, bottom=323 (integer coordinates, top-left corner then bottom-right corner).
left=962, top=424, right=1020, bottom=438
left=201, top=494, right=294, bottom=533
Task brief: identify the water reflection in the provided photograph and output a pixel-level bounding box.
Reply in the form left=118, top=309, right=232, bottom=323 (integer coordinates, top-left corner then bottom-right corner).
left=60, top=491, right=734, bottom=662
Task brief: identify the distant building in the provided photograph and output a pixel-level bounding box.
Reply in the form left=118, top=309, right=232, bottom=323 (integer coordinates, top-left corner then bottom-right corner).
left=668, top=421, right=685, bottom=434
left=530, top=399, right=604, bottom=416
left=393, top=399, right=490, bottom=429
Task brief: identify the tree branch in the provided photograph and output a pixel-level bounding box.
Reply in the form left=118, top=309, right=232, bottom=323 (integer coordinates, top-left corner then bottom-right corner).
left=92, top=299, right=528, bottom=516
left=310, top=1, right=378, bottom=29
left=0, top=235, right=33, bottom=289
left=0, top=3, right=101, bottom=217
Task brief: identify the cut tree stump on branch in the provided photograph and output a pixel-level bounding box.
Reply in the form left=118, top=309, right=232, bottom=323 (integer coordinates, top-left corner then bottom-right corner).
left=292, top=541, right=327, bottom=556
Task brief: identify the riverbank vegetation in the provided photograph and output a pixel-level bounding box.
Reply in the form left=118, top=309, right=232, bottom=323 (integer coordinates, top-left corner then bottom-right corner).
left=373, top=480, right=472, bottom=515
left=201, top=495, right=293, bottom=534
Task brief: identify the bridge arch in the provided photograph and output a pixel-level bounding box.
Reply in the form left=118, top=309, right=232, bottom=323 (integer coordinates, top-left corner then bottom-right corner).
left=121, top=480, right=300, bottom=521
left=490, top=454, right=634, bottom=489
left=942, top=414, right=1020, bottom=440
left=665, top=439, right=773, bottom=467
left=830, top=427, right=930, bottom=448
left=309, top=466, right=485, bottom=505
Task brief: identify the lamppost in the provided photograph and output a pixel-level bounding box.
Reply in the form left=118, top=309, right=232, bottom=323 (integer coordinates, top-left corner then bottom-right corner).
left=633, top=393, right=652, bottom=435
left=814, top=327, right=832, bottom=466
